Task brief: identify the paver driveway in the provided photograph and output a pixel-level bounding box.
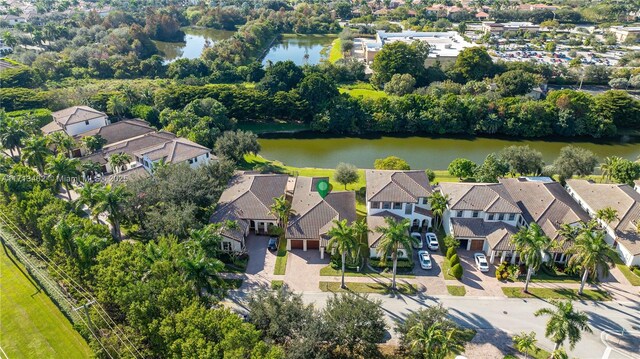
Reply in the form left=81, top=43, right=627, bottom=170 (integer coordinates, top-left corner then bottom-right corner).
left=238, top=234, right=275, bottom=291
left=455, top=249, right=506, bottom=297
left=284, top=249, right=329, bottom=292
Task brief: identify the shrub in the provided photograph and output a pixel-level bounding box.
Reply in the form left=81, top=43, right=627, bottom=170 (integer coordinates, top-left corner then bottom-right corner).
left=271, top=280, right=284, bottom=290
left=451, top=263, right=463, bottom=279
left=443, top=235, right=460, bottom=251
left=449, top=254, right=460, bottom=267
left=495, top=261, right=511, bottom=281
left=6, top=108, right=52, bottom=127
left=425, top=168, right=436, bottom=182
left=446, top=247, right=457, bottom=259
left=370, top=257, right=413, bottom=269
left=131, top=104, right=160, bottom=127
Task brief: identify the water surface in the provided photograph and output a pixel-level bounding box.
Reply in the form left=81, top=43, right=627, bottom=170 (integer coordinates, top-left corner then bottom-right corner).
left=155, top=27, right=235, bottom=62
left=261, top=34, right=334, bottom=66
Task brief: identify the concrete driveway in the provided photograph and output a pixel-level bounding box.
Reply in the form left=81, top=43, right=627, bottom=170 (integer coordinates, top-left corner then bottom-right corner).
left=237, top=234, right=276, bottom=291
left=455, top=249, right=505, bottom=297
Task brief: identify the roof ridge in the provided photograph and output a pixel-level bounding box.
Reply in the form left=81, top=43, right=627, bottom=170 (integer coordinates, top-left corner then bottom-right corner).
left=616, top=201, right=640, bottom=230
left=288, top=199, right=324, bottom=226
left=391, top=174, right=417, bottom=201
left=394, top=172, right=427, bottom=197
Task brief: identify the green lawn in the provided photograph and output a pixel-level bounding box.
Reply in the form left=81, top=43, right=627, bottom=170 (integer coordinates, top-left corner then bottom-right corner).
left=502, top=287, right=612, bottom=301
left=0, top=249, right=92, bottom=358
left=328, top=38, right=343, bottom=63
left=271, top=280, right=284, bottom=290
left=612, top=255, right=640, bottom=286
left=273, top=237, right=288, bottom=275
left=442, top=258, right=456, bottom=280
left=525, top=270, right=582, bottom=284
left=319, top=265, right=415, bottom=278
left=447, top=285, right=466, bottom=296
left=339, top=83, right=388, bottom=100
left=319, top=281, right=417, bottom=295
left=504, top=345, right=551, bottom=359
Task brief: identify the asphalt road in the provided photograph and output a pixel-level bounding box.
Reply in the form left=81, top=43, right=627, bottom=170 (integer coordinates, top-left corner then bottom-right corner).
left=228, top=291, right=640, bottom=359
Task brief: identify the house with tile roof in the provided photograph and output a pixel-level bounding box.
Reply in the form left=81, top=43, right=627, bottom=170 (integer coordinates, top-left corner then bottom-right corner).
left=73, top=119, right=155, bottom=157
left=501, top=177, right=591, bottom=263
left=210, top=173, right=290, bottom=252
left=438, top=182, right=522, bottom=262
left=41, top=106, right=110, bottom=137
left=286, top=176, right=356, bottom=259
left=565, top=179, right=640, bottom=266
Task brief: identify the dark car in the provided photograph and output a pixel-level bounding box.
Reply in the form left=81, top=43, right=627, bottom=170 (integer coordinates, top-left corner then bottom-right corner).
left=268, top=237, right=279, bottom=252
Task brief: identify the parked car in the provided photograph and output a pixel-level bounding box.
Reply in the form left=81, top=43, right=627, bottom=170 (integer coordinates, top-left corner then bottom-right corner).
left=425, top=232, right=439, bottom=251
left=418, top=250, right=432, bottom=270
left=410, top=232, right=423, bottom=249
left=474, top=253, right=489, bottom=272
left=268, top=237, right=279, bottom=252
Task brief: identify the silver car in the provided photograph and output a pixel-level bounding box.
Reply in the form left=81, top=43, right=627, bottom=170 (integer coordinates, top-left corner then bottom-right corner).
left=425, top=232, right=439, bottom=251
left=418, top=250, right=432, bottom=270
left=474, top=253, right=489, bottom=272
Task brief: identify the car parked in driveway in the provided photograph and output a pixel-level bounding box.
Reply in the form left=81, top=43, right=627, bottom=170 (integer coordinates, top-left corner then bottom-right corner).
left=474, top=253, right=489, bottom=272
left=418, top=250, right=432, bottom=269
left=425, top=232, right=439, bottom=251
left=268, top=237, right=279, bottom=252
left=410, top=232, right=423, bottom=248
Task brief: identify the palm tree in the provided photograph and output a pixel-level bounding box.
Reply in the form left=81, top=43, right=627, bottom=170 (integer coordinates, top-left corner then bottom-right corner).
left=600, top=156, right=621, bottom=182
left=550, top=347, right=569, bottom=359
left=327, top=219, right=358, bottom=289
left=81, top=135, right=107, bottom=154
left=269, top=195, right=295, bottom=230
left=108, top=153, right=132, bottom=173
left=45, top=154, right=80, bottom=201
left=22, top=136, right=51, bottom=173
left=93, top=184, right=130, bottom=241
left=376, top=217, right=419, bottom=290
left=568, top=229, right=615, bottom=295
left=46, top=132, right=75, bottom=156
left=351, top=219, right=370, bottom=267
left=534, top=300, right=592, bottom=351
left=408, top=322, right=464, bottom=359
left=595, top=206, right=618, bottom=227
left=180, top=253, right=224, bottom=297
left=511, top=223, right=555, bottom=293
left=429, top=192, right=449, bottom=229
left=0, top=116, right=28, bottom=157
left=75, top=182, right=101, bottom=220
left=512, top=331, right=537, bottom=359
left=80, top=160, right=103, bottom=182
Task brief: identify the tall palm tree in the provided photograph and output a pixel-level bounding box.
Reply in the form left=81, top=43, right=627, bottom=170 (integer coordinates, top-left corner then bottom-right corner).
left=429, top=191, right=449, bottom=229
left=108, top=153, right=132, bottom=173
left=600, top=156, right=621, bottom=182
left=0, top=116, right=28, bottom=157
left=595, top=206, right=618, bottom=227
left=512, top=331, right=537, bottom=359
left=511, top=223, right=555, bottom=293
left=269, top=195, right=295, bottom=230
left=93, top=184, right=130, bottom=241
left=351, top=219, right=370, bottom=266
left=327, top=219, right=358, bottom=289
left=75, top=182, right=101, bottom=220
left=81, top=135, right=107, bottom=154
left=550, top=348, right=569, bottom=359
left=22, top=136, right=51, bottom=173
left=376, top=217, right=419, bottom=290
left=408, top=322, right=464, bottom=359
left=568, top=229, right=615, bottom=295
left=80, top=160, right=103, bottom=182
left=45, top=154, right=80, bottom=201
left=534, top=300, right=592, bottom=351
left=180, top=253, right=224, bottom=297
left=46, top=131, right=75, bottom=157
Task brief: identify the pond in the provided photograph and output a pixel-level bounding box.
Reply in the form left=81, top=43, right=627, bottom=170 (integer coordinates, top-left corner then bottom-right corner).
left=154, top=27, right=235, bottom=62
left=257, top=133, right=640, bottom=170
left=261, top=34, right=335, bottom=66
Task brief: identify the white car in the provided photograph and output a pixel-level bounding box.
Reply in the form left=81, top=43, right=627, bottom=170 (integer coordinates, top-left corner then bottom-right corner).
left=474, top=253, right=489, bottom=272
left=418, top=250, right=432, bottom=270
left=410, top=232, right=422, bottom=249
left=425, top=232, right=439, bottom=251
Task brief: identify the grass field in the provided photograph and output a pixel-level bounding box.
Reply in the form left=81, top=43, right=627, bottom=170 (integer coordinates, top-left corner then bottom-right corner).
left=0, top=249, right=92, bottom=358
left=273, top=237, right=288, bottom=275
left=328, top=38, right=343, bottom=63
left=339, top=82, right=389, bottom=100
left=502, top=287, right=611, bottom=301
left=447, top=285, right=466, bottom=296
left=319, top=281, right=417, bottom=295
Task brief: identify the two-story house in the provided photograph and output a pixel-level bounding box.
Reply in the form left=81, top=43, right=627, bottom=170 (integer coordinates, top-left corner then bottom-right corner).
left=565, top=179, right=640, bottom=267
left=365, top=170, right=433, bottom=258
left=438, top=182, right=522, bottom=263
left=500, top=177, right=591, bottom=264
left=41, top=106, right=110, bottom=138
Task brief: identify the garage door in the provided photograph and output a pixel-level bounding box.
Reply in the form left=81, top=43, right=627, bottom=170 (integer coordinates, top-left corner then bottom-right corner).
left=290, top=240, right=304, bottom=249
left=307, top=240, right=319, bottom=250
left=470, top=239, right=485, bottom=251
left=459, top=239, right=469, bottom=250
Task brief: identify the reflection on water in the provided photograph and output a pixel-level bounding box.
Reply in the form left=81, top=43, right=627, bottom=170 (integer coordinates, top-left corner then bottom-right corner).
left=154, top=27, right=235, bottom=62
left=262, top=35, right=334, bottom=66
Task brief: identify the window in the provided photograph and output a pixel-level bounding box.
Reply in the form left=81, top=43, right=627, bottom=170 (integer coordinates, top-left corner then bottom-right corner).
left=472, top=211, right=479, bottom=218
left=508, top=213, right=515, bottom=221
left=422, top=197, right=428, bottom=205
left=382, top=202, right=391, bottom=209
left=405, top=203, right=412, bottom=215
left=457, top=210, right=464, bottom=217
left=498, top=213, right=505, bottom=220
left=206, top=153, right=209, bottom=158
left=371, top=201, right=380, bottom=209
left=393, top=202, right=403, bottom=210
left=488, top=214, right=495, bottom=220
left=85, top=120, right=89, bottom=125
left=188, top=159, right=194, bottom=164
left=222, top=242, right=232, bottom=251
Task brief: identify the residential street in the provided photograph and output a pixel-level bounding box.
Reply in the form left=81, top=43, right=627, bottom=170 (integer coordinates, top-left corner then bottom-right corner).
left=227, top=289, right=640, bottom=359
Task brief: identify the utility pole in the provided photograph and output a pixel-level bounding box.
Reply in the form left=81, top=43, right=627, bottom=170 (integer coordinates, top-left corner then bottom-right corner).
left=74, top=300, right=95, bottom=330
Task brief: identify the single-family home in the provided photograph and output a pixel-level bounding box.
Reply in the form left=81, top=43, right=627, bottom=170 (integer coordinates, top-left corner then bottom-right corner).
left=286, top=176, right=356, bottom=259
left=73, top=119, right=155, bottom=157
left=500, top=177, right=591, bottom=263
left=210, top=173, right=290, bottom=252
left=565, top=179, right=640, bottom=266
left=41, top=106, right=110, bottom=137
left=439, top=182, right=521, bottom=262
left=367, top=211, right=411, bottom=259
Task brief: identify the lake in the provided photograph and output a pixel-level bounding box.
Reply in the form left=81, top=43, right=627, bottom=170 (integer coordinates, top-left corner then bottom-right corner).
left=261, top=34, right=335, bottom=66
left=154, top=27, right=235, bottom=62
left=258, top=134, right=640, bottom=170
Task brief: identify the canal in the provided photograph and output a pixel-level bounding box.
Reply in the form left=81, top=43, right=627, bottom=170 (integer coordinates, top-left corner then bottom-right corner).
left=257, top=133, right=640, bottom=170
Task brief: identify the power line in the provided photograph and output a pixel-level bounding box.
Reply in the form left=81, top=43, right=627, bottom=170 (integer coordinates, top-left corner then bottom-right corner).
left=0, top=213, right=142, bottom=358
